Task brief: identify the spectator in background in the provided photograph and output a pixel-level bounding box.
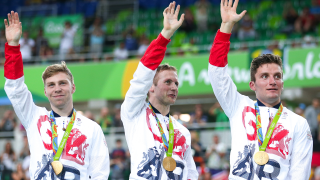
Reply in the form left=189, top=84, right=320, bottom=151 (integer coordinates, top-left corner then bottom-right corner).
left=294, top=103, right=306, bottom=117
left=11, top=163, right=28, bottom=180
left=0, top=142, right=16, bottom=180
left=305, top=98, right=320, bottom=139
left=98, top=107, right=112, bottom=129
left=209, top=102, right=229, bottom=130
left=84, top=110, right=95, bottom=122
left=19, top=136, right=30, bottom=160
left=124, top=27, right=138, bottom=51
left=189, top=104, right=207, bottom=125
left=261, top=42, right=282, bottom=57
left=302, top=35, right=318, bottom=48
left=180, top=38, right=199, bottom=56
left=282, top=6, right=298, bottom=34
left=238, top=14, right=256, bottom=40
left=35, top=29, right=48, bottom=56
left=137, top=35, right=149, bottom=58
left=0, top=110, right=16, bottom=132
left=19, top=32, right=35, bottom=64
left=295, top=7, right=315, bottom=34
left=114, top=42, right=128, bottom=61
left=190, top=131, right=204, bottom=167
left=0, top=30, right=6, bottom=62
left=39, top=46, right=54, bottom=64
left=59, top=21, right=78, bottom=60
left=315, top=166, right=320, bottom=180
left=195, top=0, right=210, bottom=32
left=89, top=17, right=105, bottom=55
left=110, top=139, right=127, bottom=180
left=180, top=8, right=196, bottom=33
left=205, top=135, right=227, bottom=174
left=113, top=105, right=123, bottom=128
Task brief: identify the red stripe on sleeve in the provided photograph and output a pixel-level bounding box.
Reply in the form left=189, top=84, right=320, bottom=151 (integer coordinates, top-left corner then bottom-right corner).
left=209, top=30, right=232, bottom=67
left=140, top=33, right=170, bottom=70
left=4, top=42, right=24, bottom=79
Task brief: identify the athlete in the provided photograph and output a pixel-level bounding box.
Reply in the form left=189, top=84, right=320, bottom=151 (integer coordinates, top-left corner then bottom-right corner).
left=4, top=11, right=110, bottom=179
left=208, top=0, right=312, bottom=179
left=121, top=2, right=198, bottom=179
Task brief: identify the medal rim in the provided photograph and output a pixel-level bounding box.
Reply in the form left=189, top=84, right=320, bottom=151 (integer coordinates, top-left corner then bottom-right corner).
left=254, top=151, right=269, bottom=165
left=162, top=156, right=176, bottom=171
left=51, top=161, right=63, bottom=175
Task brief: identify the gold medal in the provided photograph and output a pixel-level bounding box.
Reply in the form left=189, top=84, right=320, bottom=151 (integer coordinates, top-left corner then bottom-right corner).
left=162, top=157, right=176, bottom=171
left=51, top=161, right=63, bottom=175
left=254, top=151, right=269, bottom=165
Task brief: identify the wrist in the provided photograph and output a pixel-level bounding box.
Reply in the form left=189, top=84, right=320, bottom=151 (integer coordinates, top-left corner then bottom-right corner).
left=220, top=22, right=235, bottom=34
left=8, top=41, right=19, bottom=46
left=161, top=29, right=174, bottom=40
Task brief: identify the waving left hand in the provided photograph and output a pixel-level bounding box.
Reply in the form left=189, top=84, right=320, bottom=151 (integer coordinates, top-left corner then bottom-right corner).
left=161, top=1, right=185, bottom=39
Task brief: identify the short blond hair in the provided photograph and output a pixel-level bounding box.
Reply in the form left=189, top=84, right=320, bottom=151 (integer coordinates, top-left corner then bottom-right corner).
left=153, top=63, right=177, bottom=86
left=42, top=61, right=74, bottom=84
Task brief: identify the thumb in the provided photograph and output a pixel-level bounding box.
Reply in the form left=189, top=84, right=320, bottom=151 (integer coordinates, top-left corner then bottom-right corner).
left=238, top=10, right=247, bottom=19
left=178, top=13, right=185, bottom=25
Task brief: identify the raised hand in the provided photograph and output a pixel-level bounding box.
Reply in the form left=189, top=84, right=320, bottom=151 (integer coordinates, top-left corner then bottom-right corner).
left=220, top=0, right=246, bottom=33
left=161, top=1, right=185, bottom=39
left=4, top=11, right=22, bottom=46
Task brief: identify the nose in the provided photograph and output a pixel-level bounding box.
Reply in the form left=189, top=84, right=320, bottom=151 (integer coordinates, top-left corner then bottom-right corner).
left=54, top=85, right=62, bottom=92
left=171, top=83, right=178, bottom=91
left=269, top=76, right=276, bottom=85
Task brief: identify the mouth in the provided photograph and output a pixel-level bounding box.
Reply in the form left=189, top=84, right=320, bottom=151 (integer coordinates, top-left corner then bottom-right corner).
left=267, top=88, right=278, bottom=92
left=53, top=95, right=64, bottom=98
left=168, top=94, right=176, bottom=99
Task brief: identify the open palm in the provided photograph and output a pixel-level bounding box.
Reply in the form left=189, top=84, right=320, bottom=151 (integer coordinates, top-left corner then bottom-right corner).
left=221, top=0, right=246, bottom=24
left=4, top=11, right=22, bottom=45
left=163, top=2, right=184, bottom=32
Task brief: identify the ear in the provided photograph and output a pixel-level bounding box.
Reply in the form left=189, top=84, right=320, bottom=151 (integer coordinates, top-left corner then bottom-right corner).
left=72, top=84, right=76, bottom=94
left=249, top=81, right=256, bottom=91
left=149, top=84, right=155, bottom=94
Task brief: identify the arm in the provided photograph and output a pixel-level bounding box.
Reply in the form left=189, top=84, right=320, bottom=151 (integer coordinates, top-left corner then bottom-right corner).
left=4, top=11, right=38, bottom=129
left=208, top=0, right=246, bottom=118
left=185, top=145, right=199, bottom=180
left=87, top=124, right=110, bottom=179
left=121, top=2, right=184, bottom=120
left=288, top=119, right=313, bottom=179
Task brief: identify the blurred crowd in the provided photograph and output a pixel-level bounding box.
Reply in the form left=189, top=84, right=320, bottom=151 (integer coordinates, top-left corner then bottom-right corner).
left=0, top=0, right=319, bottom=64
left=1, top=98, right=320, bottom=179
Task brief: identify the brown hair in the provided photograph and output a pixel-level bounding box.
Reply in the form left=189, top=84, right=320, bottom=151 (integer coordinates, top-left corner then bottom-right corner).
left=42, top=61, right=74, bottom=85
left=153, top=63, right=177, bottom=86
left=250, top=54, right=283, bottom=82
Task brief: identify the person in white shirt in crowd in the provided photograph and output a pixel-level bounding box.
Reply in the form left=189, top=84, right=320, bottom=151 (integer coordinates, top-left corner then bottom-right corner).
left=113, top=41, right=129, bottom=61
left=19, top=31, right=35, bottom=64
left=59, top=21, right=78, bottom=60
left=205, top=135, right=227, bottom=173
left=305, top=98, right=320, bottom=139
left=208, top=0, right=312, bottom=179
left=137, top=35, right=149, bottom=58
left=121, top=2, right=198, bottom=179
left=4, top=11, right=109, bottom=179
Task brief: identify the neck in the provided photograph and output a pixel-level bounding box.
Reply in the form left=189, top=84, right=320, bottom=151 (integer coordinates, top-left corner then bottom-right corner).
left=149, top=99, right=170, bottom=116
left=51, top=104, right=73, bottom=117
left=257, top=98, right=281, bottom=107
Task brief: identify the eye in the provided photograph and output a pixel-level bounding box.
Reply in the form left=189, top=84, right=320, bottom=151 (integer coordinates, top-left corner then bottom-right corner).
left=275, top=74, right=281, bottom=79
left=175, top=82, right=179, bottom=87
left=262, top=75, right=267, bottom=79
left=165, top=80, right=170, bottom=84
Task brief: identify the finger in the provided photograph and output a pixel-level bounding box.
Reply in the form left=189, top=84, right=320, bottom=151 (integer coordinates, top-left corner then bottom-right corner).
left=163, top=7, right=169, bottom=17
left=13, top=12, right=17, bottom=24
left=11, top=11, right=15, bottom=24
left=171, top=2, right=175, bottom=14
left=8, top=13, right=12, bottom=26
left=221, top=0, right=223, bottom=8
left=178, top=13, right=185, bottom=25
left=228, top=0, right=233, bottom=7
left=174, top=4, right=180, bottom=18
left=233, top=0, right=239, bottom=9
left=239, top=10, right=247, bottom=19
left=223, top=0, right=227, bottom=7
left=15, top=12, right=19, bottom=24
left=4, top=19, right=8, bottom=28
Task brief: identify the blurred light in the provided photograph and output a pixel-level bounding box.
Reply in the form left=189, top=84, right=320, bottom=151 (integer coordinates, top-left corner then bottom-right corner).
left=180, top=114, right=191, bottom=122
left=173, top=114, right=179, bottom=120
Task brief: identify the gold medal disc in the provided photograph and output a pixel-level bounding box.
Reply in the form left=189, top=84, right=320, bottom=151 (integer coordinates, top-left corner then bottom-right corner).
left=51, top=161, right=63, bottom=175
left=254, top=151, right=269, bottom=165
left=162, top=157, right=176, bottom=171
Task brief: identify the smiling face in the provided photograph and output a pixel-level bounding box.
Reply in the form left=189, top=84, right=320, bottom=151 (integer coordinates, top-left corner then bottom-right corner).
left=44, top=72, right=75, bottom=110
left=249, top=63, right=283, bottom=106
left=149, top=70, right=179, bottom=106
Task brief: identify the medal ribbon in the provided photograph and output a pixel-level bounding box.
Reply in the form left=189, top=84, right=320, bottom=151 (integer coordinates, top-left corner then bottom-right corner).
left=255, top=102, right=283, bottom=151
left=149, top=103, right=174, bottom=157
left=50, top=109, right=77, bottom=161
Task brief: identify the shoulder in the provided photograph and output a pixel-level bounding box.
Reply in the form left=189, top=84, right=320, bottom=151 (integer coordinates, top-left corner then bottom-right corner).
left=285, top=108, right=310, bottom=130
left=77, top=113, right=101, bottom=130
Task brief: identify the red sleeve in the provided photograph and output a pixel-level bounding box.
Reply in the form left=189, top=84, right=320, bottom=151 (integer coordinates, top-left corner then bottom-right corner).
left=209, top=30, right=232, bottom=67
left=4, top=42, right=24, bottom=79
left=140, top=33, right=170, bottom=70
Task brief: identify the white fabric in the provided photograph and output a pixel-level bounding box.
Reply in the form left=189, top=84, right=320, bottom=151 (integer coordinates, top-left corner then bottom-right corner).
left=208, top=63, right=313, bottom=180
left=113, top=48, right=128, bottom=61
left=59, top=25, right=78, bottom=54
left=5, top=77, right=110, bottom=180
left=121, top=62, right=199, bottom=180
left=206, top=142, right=226, bottom=169
left=19, top=38, right=35, bottom=61
left=137, top=44, right=149, bottom=56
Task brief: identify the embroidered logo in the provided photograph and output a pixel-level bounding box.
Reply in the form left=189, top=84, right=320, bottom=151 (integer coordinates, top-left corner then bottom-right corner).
left=37, top=115, right=52, bottom=150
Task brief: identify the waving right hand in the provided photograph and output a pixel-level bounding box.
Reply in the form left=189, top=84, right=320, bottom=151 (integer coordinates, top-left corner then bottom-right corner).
left=220, top=0, right=246, bottom=33
left=4, top=11, right=22, bottom=46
